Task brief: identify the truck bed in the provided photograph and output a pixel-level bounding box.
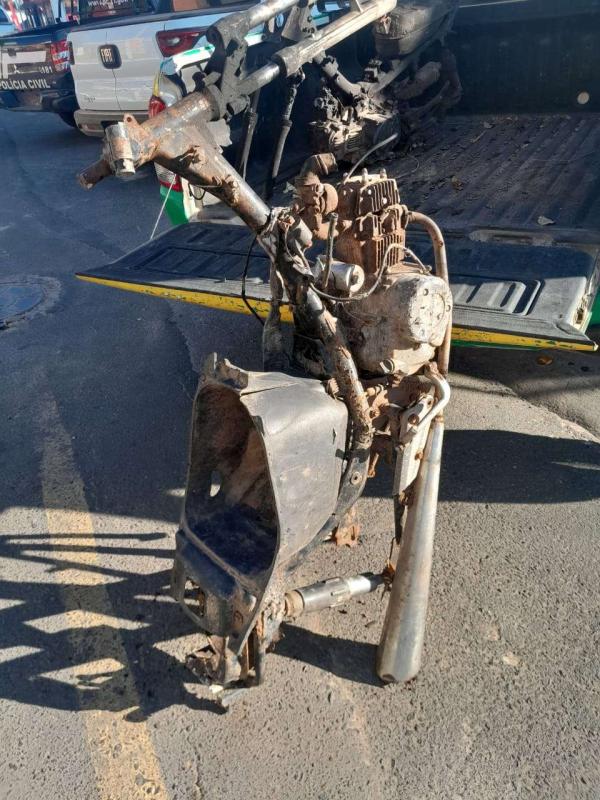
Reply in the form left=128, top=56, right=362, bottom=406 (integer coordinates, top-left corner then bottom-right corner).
left=77, top=111, right=600, bottom=352
left=394, top=113, right=600, bottom=240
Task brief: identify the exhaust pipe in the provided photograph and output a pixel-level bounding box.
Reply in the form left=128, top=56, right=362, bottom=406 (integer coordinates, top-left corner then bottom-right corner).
left=376, top=416, right=445, bottom=684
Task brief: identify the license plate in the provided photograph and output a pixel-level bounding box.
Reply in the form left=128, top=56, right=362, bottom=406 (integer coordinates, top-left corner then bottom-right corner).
left=99, top=45, right=121, bottom=69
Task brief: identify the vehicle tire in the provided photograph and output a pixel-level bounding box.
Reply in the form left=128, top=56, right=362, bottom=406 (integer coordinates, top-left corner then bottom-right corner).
left=58, top=111, right=77, bottom=129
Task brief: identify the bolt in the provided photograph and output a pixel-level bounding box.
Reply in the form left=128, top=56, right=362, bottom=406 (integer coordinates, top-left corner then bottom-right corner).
left=415, top=450, right=424, bottom=461
left=408, top=414, right=419, bottom=425
left=350, top=471, right=362, bottom=485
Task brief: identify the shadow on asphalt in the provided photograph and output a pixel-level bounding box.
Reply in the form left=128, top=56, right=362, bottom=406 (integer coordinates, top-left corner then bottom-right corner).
left=0, top=529, right=382, bottom=717
left=364, top=430, right=600, bottom=504
left=276, top=624, right=382, bottom=687
left=0, top=533, right=225, bottom=717
left=2, top=426, right=598, bottom=720
left=1, top=421, right=599, bottom=718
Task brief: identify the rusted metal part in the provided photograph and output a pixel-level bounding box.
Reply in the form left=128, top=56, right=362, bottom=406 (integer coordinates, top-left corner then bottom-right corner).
left=313, top=53, right=363, bottom=101
left=406, top=210, right=452, bottom=376
left=74, top=0, right=457, bottom=699
left=394, top=61, right=441, bottom=100
left=284, top=571, right=384, bottom=619
left=377, top=416, right=445, bottom=684
left=262, top=261, right=286, bottom=370
left=373, top=0, right=457, bottom=59
left=332, top=505, right=361, bottom=547
left=274, top=0, right=397, bottom=77
left=266, top=69, right=305, bottom=199
left=335, top=171, right=406, bottom=277
left=172, top=355, right=352, bottom=683
left=78, top=90, right=221, bottom=190
left=294, top=154, right=339, bottom=239
left=310, top=1, right=460, bottom=163
left=77, top=157, right=112, bottom=190
left=78, top=0, right=402, bottom=193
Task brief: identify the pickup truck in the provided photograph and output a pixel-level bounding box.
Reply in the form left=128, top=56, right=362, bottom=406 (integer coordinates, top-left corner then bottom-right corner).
left=0, top=21, right=77, bottom=124
left=68, top=2, right=253, bottom=136
left=0, top=8, right=16, bottom=36
left=81, top=0, right=600, bottom=352
left=0, top=0, right=158, bottom=126
left=0, top=0, right=239, bottom=128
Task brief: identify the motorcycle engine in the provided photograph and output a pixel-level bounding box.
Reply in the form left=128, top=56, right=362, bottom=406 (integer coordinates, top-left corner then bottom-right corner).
left=294, top=160, right=452, bottom=376
left=309, top=0, right=461, bottom=164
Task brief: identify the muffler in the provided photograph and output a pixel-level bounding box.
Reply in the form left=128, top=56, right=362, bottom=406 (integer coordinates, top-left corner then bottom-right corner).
left=376, top=416, right=445, bottom=683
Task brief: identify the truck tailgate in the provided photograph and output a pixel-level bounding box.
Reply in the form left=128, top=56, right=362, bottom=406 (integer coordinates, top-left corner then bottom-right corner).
left=0, top=29, right=70, bottom=98
left=76, top=218, right=598, bottom=352
left=76, top=113, right=599, bottom=352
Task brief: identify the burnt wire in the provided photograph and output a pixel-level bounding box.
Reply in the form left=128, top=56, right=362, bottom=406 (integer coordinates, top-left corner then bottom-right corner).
left=241, top=234, right=264, bottom=326
left=342, top=132, right=399, bottom=182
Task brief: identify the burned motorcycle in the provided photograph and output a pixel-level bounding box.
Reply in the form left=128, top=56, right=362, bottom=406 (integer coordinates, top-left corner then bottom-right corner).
left=311, top=3, right=461, bottom=163
left=78, top=0, right=455, bottom=705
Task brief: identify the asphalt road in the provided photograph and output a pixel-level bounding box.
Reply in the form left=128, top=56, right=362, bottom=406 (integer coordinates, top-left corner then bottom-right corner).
left=0, top=110, right=599, bottom=800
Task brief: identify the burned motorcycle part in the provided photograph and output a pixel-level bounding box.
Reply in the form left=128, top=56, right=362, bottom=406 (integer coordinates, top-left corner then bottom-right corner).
left=373, top=0, right=458, bottom=59
left=377, top=415, right=445, bottom=683
left=310, top=0, right=460, bottom=163
left=406, top=210, right=451, bottom=376
left=82, top=134, right=453, bottom=693
left=284, top=572, right=384, bottom=618
left=77, top=0, right=457, bottom=697
left=78, top=0, right=398, bottom=192
left=331, top=504, right=361, bottom=547
left=293, top=160, right=452, bottom=376
left=266, top=68, right=305, bottom=199
left=172, top=355, right=349, bottom=685
left=314, top=256, right=365, bottom=295
left=235, top=88, right=261, bottom=179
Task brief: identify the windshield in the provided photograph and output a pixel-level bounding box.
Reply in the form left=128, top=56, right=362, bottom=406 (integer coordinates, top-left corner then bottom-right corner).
left=61, top=0, right=163, bottom=21
left=71, top=0, right=163, bottom=20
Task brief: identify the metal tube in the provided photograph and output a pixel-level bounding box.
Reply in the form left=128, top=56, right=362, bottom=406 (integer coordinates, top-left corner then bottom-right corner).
left=78, top=90, right=220, bottom=190
left=272, top=0, right=396, bottom=77
left=407, top=211, right=451, bottom=377
left=238, top=0, right=395, bottom=96
left=285, top=572, right=384, bottom=618
left=213, top=0, right=302, bottom=38
left=239, top=61, right=282, bottom=96
left=266, top=71, right=303, bottom=199
left=236, top=88, right=261, bottom=179
left=376, top=417, right=444, bottom=684
left=404, top=367, right=450, bottom=442
left=313, top=53, right=362, bottom=100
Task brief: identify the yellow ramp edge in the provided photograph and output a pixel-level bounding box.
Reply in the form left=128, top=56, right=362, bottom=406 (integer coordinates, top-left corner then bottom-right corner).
left=77, top=274, right=598, bottom=353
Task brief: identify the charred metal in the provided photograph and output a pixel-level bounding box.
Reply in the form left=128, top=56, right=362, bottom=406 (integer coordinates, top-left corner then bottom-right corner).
left=79, top=0, right=457, bottom=705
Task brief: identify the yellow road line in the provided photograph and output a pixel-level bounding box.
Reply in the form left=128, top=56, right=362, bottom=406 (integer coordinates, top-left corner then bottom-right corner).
left=77, top=274, right=597, bottom=352
left=41, top=392, right=169, bottom=800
